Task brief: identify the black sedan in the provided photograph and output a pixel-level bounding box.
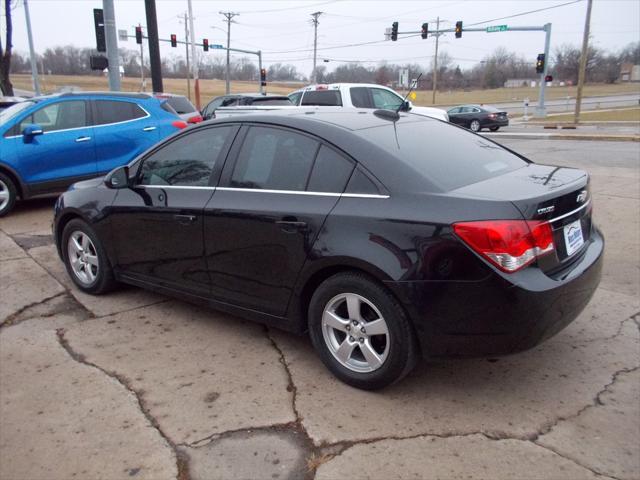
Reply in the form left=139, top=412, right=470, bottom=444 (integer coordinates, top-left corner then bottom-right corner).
left=53, top=109, right=602, bottom=390
left=447, top=104, right=509, bottom=132
left=201, top=93, right=292, bottom=120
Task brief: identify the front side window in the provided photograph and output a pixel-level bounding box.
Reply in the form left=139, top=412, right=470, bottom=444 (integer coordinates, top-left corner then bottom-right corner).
left=140, top=126, right=232, bottom=187
left=94, top=100, right=146, bottom=125
left=447, top=107, right=461, bottom=114
left=19, top=100, right=87, bottom=133
left=230, top=126, right=318, bottom=191
left=288, top=91, right=302, bottom=106
left=370, top=88, right=403, bottom=110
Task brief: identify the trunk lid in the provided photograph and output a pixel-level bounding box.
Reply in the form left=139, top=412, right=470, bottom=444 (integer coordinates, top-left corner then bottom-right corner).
left=453, top=163, right=592, bottom=273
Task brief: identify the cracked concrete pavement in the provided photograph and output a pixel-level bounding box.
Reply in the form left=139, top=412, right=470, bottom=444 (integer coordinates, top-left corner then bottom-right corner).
left=1, top=139, right=639, bottom=480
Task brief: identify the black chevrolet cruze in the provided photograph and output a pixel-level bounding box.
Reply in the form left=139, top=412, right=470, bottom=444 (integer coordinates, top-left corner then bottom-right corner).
left=53, top=108, right=603, bottom=389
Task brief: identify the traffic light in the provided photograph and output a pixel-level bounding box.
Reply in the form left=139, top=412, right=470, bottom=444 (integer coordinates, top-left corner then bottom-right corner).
left=455, top=21, right=463, bottom=38
left=421, top=23, right=429, bottom=39
left=93, top=9, right=106, bottom=52
left=536, top=53, right=545, bottom=74
left=391, top=22, right=398, bottom=41
left=135, top=26, right=143, bottom=44
left=170, top=34, right=177, bottom=48
left=203, top=38, right=209, bottom=51
left=260, top=68, right=267, bottom=87
left=545, top=74, right=553, bottom=82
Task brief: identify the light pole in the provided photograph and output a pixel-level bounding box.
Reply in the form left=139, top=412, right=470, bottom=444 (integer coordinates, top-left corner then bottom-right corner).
left=23, top=0, right=40, bottom=96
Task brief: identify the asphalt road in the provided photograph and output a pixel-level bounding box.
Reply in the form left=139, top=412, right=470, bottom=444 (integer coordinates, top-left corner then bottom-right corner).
left=0, top=139, right=638, bottom=480
left=440, top=92, right=640, bottom=115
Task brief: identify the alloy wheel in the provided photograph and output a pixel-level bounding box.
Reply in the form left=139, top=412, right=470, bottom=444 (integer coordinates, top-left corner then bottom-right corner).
left=0, top=179, right=10, bottom=212
left=67, top=230, right=99, bottom=285
left=321, top=293, right=390, bottom=373
left=470, top=120, right=480, bottom=132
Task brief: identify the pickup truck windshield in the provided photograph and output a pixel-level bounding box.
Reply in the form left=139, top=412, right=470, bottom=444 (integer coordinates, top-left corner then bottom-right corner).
left=301, top=90, right=342, bottom=106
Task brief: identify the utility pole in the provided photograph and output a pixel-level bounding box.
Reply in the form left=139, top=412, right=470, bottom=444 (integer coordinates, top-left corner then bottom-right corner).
left=103, top=0, right=121, bottom=91
left=145, top=0, right=163, bottom=93
left=432, top=16, right=440, bottom=104
left=311, top=12, right=323, bottom=84
left=574, top=0, right=593, bottom=124
left=187, top=0, right=200, bottom=109
left=220, top=11, right=239, bottom=95
left=138, top=24, right=146, bottom=92
left=23, top=0, right=40, bottom=96
left=182, top=13, right=191, bottom=100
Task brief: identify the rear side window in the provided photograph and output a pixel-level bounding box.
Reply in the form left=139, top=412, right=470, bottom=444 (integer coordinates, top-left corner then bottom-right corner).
left=301, top=90, right=342, bottom=106
left=307, top=146, right=354, bottom=193
left=230, top=126, right=318, bottom=191
left=140, top=126, right=232, bottom=186
left=94, top=100, right=146, bottom=125
left=165, top=96, right=196, bottom=114
left=160, top=101, right=178, bottom=115
left=250, top=98, right=292, bottom=106
left=357, top=120, right=527, bottom=191
left=350, top=87, right=371, bottom=108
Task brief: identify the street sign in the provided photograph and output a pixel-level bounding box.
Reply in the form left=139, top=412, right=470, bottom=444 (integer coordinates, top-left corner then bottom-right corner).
left=118, top=29, right=128, bottom=41
left=211, top=44, right=224, bottom=49
left=486, top=24, right=508, bottom=33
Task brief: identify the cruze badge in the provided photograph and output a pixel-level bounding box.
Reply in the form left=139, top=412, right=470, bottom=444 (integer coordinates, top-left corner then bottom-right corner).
left=576, top=190, right=588, bottom=203
left=537, top=205, right=555, bottom=215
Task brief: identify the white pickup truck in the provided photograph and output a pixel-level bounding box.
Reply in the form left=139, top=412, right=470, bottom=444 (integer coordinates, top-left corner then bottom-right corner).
left=287, top=83, right=449, bottom=122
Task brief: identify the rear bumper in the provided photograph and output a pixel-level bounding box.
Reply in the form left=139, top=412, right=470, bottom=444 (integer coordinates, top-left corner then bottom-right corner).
left=484, top=118, right=509, bottom=128
left=388, top=227, right=604, bottom=358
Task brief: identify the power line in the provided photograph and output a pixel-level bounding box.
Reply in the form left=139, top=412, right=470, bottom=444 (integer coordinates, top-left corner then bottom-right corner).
left=465, top=0, right=584, bottom=27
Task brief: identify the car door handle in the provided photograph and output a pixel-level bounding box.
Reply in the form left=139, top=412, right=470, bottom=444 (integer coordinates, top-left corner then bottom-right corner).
left=75, top=136, right=91, bottom=143
left=174, top=214, right=196, bottom=224
left=276, top=219, right=307, bottom=232
left=142, top=126, right=157, bottom=132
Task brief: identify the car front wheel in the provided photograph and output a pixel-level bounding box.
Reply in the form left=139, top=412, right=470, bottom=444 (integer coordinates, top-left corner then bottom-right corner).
left=308, top=272, right=418, bottom=390
left=0, top=172, right=17, bottom=217
left=62, top=219, right=117, bottom=294
left=489, top=126, right=500, bottom=131
left=469, top=119, right=481, bottom=132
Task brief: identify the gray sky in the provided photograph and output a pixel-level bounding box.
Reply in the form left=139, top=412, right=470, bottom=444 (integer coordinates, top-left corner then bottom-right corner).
left=7, top=0, right=640, bottom=76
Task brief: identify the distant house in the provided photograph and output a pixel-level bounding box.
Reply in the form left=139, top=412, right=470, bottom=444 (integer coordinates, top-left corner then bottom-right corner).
left=619, top=63, right=640, bottom=82
left=504, top=78, right=538, bottom=88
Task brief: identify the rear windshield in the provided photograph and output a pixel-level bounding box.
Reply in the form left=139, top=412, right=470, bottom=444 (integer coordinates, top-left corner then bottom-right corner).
left=165, top=96, right=196, bottom=114
left=357, top=119, right=527, bottom=191
left=250, top=98, right=293, bottom=106
left=301, top=90, right=342, bottom=106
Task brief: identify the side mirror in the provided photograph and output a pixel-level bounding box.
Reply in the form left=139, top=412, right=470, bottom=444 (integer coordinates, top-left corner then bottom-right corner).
left=22, top=124, right=43, bottom=143
left=400, top=100, right=412, bottom=112
left=104, top=165, right=130, bottom=189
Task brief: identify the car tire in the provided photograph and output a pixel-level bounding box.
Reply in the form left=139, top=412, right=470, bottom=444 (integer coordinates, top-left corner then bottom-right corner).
left=469, top=119, right=481, bottom=132
left=0, top=172, right=17, bottom=217
left=308, top=272, right=418, bottom=390
left=489, top=126, right=500, bottom=132
left=62, top=218, right=117, bottom=294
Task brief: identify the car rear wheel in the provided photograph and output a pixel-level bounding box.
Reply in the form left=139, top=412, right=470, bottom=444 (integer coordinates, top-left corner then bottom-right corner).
left=0, top=173, right=17, bottom=217
left=489, top=126, right=500, bottom=131
left=469, top=119, right=481, bottom=132
left=308, top=272, right=418, bottom=390
left=62, top=219, right=117, bottom=294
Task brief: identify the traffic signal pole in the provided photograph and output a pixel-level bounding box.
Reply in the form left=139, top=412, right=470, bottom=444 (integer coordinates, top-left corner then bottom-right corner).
left=258, top=51, right=264, bottom=94
left=103, top=0, right=121, bottom=91
left=393, top=23, right=552, bottom=117
left=187, top=0, right=200, bottom=110
left=23, top=0, right=41, bottom=96
left=432, top=17, right=440, bottom=105
left=145, top=0, right=163, bottom=93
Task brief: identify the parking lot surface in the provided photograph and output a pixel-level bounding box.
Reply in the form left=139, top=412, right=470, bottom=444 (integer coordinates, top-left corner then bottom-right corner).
left=1, top=139, right=639, bottom=480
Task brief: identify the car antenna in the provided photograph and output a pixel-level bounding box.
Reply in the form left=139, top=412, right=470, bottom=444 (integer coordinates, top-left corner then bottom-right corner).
left=373, top=73, right=422, bottom=121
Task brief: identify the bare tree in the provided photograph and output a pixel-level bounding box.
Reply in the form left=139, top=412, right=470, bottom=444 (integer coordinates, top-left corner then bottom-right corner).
left=0, top=0, right=15, bottom=95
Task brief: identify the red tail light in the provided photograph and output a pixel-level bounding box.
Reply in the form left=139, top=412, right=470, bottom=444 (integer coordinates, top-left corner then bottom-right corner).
left=453, top=220, right=554, bottom=273
left=172, top=120, right=188, bottom=129
left=187, top=115, right=203, bottom=124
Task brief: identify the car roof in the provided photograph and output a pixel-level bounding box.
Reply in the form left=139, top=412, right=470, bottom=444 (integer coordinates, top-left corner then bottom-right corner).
left=216, top=93, right=290, bottom=99
left=33, top=92, right=154, bottom=101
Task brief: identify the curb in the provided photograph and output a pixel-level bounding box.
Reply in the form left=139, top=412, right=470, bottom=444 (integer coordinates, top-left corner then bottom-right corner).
left=482, top=132, right=640, bottom=142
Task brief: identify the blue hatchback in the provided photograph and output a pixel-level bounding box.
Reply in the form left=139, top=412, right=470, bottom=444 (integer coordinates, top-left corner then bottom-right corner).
left=0, top=92, right=185, bottom=216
